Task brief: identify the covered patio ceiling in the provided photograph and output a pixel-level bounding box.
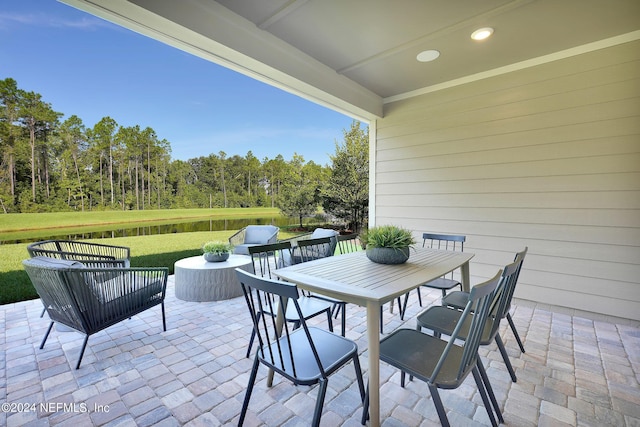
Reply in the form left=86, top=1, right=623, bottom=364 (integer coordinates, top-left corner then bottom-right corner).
left=61, top=0, right=640, bottom=121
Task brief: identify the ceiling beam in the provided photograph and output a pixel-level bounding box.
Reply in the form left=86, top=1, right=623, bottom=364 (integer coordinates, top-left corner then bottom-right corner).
left=60, top=0, right=382, bottom=121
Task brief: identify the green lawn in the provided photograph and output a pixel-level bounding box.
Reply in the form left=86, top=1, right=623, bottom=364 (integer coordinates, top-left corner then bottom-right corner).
left=0, top=208, right=343, bottom=305
left=0, top=207, right=282, bottom=242
left=1, top=228, right=301, bottom=305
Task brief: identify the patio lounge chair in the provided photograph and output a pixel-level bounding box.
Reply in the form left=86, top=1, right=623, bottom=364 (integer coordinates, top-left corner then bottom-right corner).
left=23, top=256, right=168, bottom=369
left=229, top=225, right=279, bottom=255
left=27, top=239, right=131, bottom=267
left=28, top=239, right=132, bottom=318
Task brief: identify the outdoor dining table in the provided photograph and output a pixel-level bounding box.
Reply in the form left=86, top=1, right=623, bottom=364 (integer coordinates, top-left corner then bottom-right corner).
left=274, top=246, right=474, bottom=427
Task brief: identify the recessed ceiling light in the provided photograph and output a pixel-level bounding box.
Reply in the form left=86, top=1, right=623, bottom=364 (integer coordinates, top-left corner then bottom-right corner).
left=416, top=49, right=440, bottom=62
left=471, top=27, right=494, bottom=41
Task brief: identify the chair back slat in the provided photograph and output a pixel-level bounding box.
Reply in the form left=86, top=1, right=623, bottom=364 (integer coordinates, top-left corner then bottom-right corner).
left=248, top=242, right=292, bottom=279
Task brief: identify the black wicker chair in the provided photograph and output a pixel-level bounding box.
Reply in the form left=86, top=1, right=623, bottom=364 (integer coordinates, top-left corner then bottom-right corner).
left=27, top=239, right=132, bottom=318
left=23, top=256, right=168, bottom=369
left=27, top=239, right=131, bottom=266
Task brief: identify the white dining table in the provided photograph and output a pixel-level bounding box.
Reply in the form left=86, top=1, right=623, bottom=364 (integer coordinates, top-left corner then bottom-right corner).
left=274, top=246, right=474, bottom=427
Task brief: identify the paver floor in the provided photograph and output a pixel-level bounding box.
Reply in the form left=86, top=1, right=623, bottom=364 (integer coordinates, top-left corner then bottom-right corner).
left=1, top=275, right=638, bottom=426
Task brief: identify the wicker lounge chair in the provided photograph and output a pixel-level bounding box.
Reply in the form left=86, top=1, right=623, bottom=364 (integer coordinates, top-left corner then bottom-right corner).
left=27, top=239, right=131, bottom=267
left=23, top=256, right=168, bottom=369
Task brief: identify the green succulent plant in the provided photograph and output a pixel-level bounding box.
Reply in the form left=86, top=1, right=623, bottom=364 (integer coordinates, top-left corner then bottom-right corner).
left=364, top=225, right=416, bottom=249
left=202, top=241, right=233, bottom=255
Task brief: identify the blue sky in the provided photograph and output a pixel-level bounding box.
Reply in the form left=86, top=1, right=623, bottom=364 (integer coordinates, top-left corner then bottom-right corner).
left=0, top=0, right=356, bottom=165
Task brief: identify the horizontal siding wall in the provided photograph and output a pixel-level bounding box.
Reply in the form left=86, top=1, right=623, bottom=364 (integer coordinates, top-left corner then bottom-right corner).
left=375, top=40, right=640, bottom=320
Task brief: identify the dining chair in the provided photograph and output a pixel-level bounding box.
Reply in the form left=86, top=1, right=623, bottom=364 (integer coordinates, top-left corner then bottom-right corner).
left=328, top=233, right=362, bottom=328
left=280, top=228, right=338, bottom=265
left=361, top=269, right=503, bottom=427
left=295, top=236, right=334, bottom=263
left=245, top=242, right=335, bottom=357
left=415, top=248, right=527, bottom=384
left=236, top=269, right=365, bottom=427
left=294, top=236, right=348, bottom=336
left=399, top=233, right=466, bottom=319
left=336, top=233, right=360, bottom=254
left=441, top=247, right=528, bottom=353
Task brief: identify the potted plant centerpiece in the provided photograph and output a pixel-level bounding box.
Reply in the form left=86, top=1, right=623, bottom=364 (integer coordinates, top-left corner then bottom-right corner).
left=364, top=225, right=416, bottom=264
left=202, top=241, right=233, bottom=262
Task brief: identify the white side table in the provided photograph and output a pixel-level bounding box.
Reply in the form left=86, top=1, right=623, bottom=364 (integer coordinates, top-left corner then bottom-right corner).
left=174, top=254, right=253, bottom=302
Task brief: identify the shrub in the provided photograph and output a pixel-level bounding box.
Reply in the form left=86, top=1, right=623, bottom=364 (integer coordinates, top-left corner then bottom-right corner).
left=364, top=225, right=416, bottom=249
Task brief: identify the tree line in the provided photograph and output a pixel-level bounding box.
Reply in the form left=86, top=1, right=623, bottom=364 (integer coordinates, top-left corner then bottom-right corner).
left=0, top=78, right=368, bottom=230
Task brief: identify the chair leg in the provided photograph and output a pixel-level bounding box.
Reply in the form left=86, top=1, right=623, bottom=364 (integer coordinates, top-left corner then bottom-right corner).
left=361, top=382, right=369, bottom=425
left=40, top=321, right=55, bottom=349
left=428, top=383, right=450, bottom=427
left=507, top=312, right=526, bottom=353
left=332, top=303, right=341, bottom=319
left=472, top=365, right=499, bottom=427
left=476, top=357, right=504, bottom=423
left=340, top=304, right=346, bottom=337
left=239, top=354, right=260, bottom=426
left=379, top=306, right=384, bottom=333
left=325, top=309, right=334, bottom=333
left=312, top=378, right=328, bottom=427
left=398, top=296, right=407, bottom=320
left=401, top=292, right=410, bottom=321
left=352, top=355, right=366, bottom=402
left=495, top=334, right=517, bottom=382
left=246, top=312, right=262, bottom=358
left=75, top=335, right=90, bottom=370
left=161, top=302, right=167, bottom=332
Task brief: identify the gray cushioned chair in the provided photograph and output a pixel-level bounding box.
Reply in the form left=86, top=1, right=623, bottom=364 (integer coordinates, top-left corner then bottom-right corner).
left=229, top=225, right=279, bottom=255
left=23, top=256, right=168, bottom=369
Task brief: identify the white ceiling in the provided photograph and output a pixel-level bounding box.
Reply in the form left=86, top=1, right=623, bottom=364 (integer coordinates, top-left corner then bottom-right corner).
left=62, top=0, right=640, bottom=120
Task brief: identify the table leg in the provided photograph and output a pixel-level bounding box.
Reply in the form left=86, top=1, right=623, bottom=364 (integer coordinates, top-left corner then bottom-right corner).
left=367, top=301, right=380, bottom=427
left=460, top=260, right=471, bottom=292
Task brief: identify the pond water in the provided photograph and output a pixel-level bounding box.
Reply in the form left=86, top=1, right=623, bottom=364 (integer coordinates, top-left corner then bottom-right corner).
left=4, top=216, right=294, bottom=244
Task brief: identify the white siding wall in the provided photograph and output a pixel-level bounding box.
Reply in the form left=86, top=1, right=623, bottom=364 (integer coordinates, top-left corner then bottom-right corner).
left=375, top=40, right=640, bottom=320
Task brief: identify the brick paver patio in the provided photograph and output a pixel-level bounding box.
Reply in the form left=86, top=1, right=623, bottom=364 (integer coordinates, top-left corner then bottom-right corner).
left=1, top=275, right=638, bottom=426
